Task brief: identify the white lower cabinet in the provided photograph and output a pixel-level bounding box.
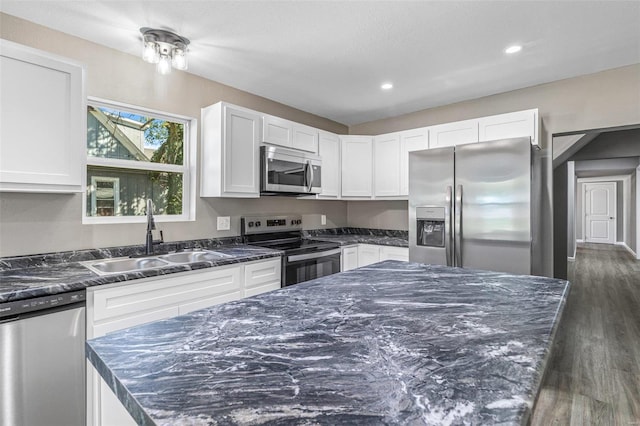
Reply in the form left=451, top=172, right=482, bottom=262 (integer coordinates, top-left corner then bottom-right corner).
left=379, top=246, right=409, bottom=262
left=357, top=244, right=381, bottom=267
left=341, top=245, right=359, bottom=271
left=344, top=244, right=409, bottom=269
left=86, top=258, right=281, bottom=426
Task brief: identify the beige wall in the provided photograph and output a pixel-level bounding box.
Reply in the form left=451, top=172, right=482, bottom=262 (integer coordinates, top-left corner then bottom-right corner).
left=347, top=63, right=640, bottom=276
left=0, top=13, right=349, bottom=256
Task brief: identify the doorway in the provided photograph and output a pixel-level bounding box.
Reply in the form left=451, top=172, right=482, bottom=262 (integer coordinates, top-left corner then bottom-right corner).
left=583, top=181, right=616, bottom=244
left=552, top=125, right=640, bottom=279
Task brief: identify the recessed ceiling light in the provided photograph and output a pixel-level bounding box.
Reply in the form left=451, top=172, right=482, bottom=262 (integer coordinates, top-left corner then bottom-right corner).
left=381, top=82, right=393, bottom=90
left=505, top=45, right=522, bottom=54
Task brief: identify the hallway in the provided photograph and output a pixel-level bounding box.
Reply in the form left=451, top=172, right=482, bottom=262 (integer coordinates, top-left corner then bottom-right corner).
left=532, top=243, right=640, bottom=424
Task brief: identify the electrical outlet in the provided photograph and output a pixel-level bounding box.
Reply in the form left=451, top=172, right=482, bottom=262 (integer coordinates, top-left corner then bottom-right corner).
left=217, top=216, right=231, bottom=231
left=321, top=214, right=326, bottom=225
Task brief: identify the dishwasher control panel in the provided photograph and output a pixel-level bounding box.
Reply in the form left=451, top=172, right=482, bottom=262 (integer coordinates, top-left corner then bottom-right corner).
left=0, top=290, right=85, bottom=319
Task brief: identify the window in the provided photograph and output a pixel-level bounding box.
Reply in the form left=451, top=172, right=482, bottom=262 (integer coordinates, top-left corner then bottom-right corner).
left=83, top=98, right=196, bottom=223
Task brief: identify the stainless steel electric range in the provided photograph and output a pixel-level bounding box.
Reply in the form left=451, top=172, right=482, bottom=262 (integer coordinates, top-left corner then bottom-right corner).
left=241, top=215, right=341, bottom=287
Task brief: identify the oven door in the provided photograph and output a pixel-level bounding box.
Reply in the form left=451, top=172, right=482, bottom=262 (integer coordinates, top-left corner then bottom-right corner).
left=283, top=248, right=341, bottom=287
left=261, top=146, right=321, bottom=194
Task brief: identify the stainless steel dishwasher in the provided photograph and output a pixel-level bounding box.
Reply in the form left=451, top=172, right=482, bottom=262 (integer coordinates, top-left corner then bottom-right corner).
left=0, top=290, right=86, bottom=426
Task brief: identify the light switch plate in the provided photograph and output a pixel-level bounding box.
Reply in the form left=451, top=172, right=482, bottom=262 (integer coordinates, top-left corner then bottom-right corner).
left=217, top=216, right=231, bottom=231
left=321, top=214, right=326, bottom=225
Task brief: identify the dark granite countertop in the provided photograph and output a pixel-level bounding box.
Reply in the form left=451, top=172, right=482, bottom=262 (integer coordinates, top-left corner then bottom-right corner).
left=86, top=260, right=569, bottom=425
left=0, top=243, right=282, bottom=304
left=305, top=228, right=408, bottom=247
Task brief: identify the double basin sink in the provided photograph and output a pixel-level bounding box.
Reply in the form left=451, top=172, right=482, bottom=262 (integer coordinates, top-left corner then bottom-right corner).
left=82, top=250, right=232, bottom=276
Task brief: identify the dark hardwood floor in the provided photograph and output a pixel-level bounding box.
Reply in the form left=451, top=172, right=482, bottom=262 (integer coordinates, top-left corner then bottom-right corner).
left=532, top=243, right=640, bottom=425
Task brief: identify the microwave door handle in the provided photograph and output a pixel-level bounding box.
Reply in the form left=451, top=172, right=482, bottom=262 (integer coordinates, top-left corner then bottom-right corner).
left=308, top=161, right=314, bottom=192
left=305, top=160, right=313, bottom=192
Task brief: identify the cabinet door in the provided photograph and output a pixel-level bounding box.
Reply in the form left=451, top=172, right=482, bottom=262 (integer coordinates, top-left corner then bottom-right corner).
left=318, top=131, right=341, bottom=198
left=357, top=244, right=380, bottom=267
left=379, top=246, right=409, bottom=262
left=244, top=258, right=281, bottom=297
left=0, top=40, right=85, bottom=193
left=223, top=106, right=261, bottom=196
left=373, top=133, right=401, bottom=197
left=478, top=109, right=538, bottom=147
left=400, top=128, right=429, bottom=196
left=341, top=246, right=358, bottom=271
left=262, top=115, right=292, bottom=147
left=201, top=103, right=260, bottom=198
left=429, top=119, right=479, bottom=148
left=341, top=136, right=373, bottom=197
left=292, top=124, right=319, bottom=153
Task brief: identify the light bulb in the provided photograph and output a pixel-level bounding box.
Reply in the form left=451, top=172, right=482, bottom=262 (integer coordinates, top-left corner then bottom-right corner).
left=142, top=41, right=160, bottom=64
left=156, top=54, right=172, bottom=75
left=505, top=45, right=522, bottom=54
left=171, top=48, right=188, bottom=70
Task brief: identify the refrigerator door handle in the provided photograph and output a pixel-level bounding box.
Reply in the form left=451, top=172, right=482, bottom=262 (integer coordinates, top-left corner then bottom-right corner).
left=445, top=185, right=453, bottom=266
left=455, top=184, right=463, bottom=267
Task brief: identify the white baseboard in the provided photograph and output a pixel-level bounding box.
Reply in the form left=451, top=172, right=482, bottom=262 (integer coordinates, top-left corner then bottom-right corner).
left=615, top=241, right=637, bottom=257
left=576, top=239, right=584, bottom=243
left=567, top=256, right=575, bottom=262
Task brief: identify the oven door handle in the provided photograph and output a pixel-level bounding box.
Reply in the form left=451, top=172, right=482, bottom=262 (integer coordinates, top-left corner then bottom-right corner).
left=287, top=248, right=342, bottom=262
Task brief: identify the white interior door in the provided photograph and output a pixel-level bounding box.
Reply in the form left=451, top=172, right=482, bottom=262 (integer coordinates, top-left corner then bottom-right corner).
left=585, top=182, right=616, bottom=244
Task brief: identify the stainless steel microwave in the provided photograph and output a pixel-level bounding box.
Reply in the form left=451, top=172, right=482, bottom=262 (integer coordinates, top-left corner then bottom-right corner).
left=260, top=145, right=322, bottom=195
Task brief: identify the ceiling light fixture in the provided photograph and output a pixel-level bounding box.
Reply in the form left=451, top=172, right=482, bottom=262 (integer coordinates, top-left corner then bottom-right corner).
left=140, top=27, right=190, bottom=75
left=381, top=82, right=393, bottom=90
left=505, top=45, right=522, bottom=54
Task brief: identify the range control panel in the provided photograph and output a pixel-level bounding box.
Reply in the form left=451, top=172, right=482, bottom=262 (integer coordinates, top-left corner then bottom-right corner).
left=241, top=215, right=302, bottom=235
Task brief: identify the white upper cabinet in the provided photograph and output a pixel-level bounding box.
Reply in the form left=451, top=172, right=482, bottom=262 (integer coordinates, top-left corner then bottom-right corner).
left=428, top=119, right=479, bottom=148
left=318, top=131, right=341, bottom=198
left=399, top=127, right=429, bottom=196
left=478, top=109, right=538, bottom=147
left=201, top=102, right=261, bottom=198
left=292, top=123, right=319, bottom=153
left=341, top=136, right=373, bottom=197
left=0, top=40, right=85, bottom=193
left=373, top=132, right=401, bottom=197
left=262, top=114, right=318, bottom=153
left=262, top=115, right=292, bottom=148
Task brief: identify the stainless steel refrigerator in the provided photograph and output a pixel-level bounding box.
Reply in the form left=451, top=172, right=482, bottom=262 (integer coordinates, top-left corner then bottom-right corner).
left=409, top=137, right=539, bottom=275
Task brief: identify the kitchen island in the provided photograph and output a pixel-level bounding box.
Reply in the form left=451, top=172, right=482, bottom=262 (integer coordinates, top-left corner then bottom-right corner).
left=86, top=260, right=569, bottom=425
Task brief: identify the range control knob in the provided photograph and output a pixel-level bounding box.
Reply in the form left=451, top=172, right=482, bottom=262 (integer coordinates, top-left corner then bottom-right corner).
left=291, top=219, right=296, bottom=225
left=296, top=219, right=302, bottom=225
left=255, top=221, right=261, bottom=227
left=248, top=221, right=254, bottom=227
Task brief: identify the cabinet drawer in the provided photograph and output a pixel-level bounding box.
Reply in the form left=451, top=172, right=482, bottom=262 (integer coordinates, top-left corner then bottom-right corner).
left=91, top=266, right=241, bottom=322
left=178, top=291, right=243, bottom=315
left=245, top=282, right=281, bottom=298
left=244, top=259, right=281, bottom=289
left=92, top=305, right=180, bottom=338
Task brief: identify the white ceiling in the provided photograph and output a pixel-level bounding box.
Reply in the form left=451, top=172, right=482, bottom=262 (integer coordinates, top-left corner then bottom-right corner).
left=2, top=1, right=639, bottom=126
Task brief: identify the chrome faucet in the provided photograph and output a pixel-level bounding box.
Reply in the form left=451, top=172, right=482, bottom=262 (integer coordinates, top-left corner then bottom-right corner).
left=145, top=199, right=164, bottom=255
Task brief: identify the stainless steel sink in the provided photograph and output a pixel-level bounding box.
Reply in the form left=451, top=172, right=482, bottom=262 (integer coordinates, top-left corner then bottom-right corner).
left=82, top=250, right=233, bottom=276
left=82, top=257, right=170, bottom=276
left=158, top=250, right=232, bottom=264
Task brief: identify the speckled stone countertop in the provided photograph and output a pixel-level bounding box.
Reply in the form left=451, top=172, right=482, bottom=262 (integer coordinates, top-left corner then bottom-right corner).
left=86, top=260, right=569, bottom=425
left=304, top=227, right=408, bottom=247
left=0, top=238, right=282, bottom=303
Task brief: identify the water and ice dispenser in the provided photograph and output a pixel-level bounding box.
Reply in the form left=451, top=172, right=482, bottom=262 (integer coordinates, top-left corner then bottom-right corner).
left=416, top=207, right=445, bottom=247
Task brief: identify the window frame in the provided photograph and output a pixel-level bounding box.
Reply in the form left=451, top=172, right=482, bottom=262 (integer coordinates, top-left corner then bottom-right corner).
left=90, top=176, right=121, bottom=217
left=83, top=97, right=196, bottom=224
